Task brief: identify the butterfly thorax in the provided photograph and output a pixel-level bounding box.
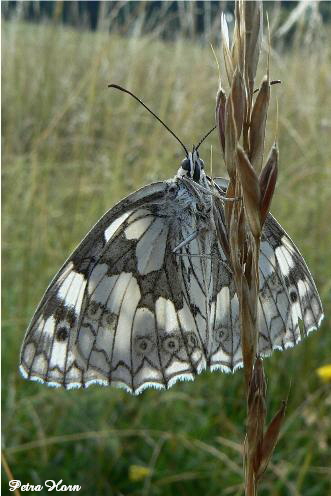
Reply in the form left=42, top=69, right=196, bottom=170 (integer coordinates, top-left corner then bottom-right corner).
left=153, top=153, right=214, bottom=258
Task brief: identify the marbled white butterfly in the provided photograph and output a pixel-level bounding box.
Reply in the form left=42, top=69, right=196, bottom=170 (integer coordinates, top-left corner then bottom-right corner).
left=20, top=87, right=324, bottom=394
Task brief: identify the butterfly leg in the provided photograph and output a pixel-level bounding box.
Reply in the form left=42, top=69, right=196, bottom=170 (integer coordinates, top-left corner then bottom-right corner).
left=173, top=230, right=199, bottom=253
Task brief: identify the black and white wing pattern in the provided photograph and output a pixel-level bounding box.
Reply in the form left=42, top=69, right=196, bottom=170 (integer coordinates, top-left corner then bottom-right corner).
left=20, top=179, right=216, bottom=393
left=20, top=172, right=323, bottom=394
left=209, top=178, right=324, bottom=372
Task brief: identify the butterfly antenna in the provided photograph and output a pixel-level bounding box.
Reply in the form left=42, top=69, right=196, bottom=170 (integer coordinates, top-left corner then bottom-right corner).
left=196, top=125, right=217, bottom=150
left=109, top=84, right=189, bottom=156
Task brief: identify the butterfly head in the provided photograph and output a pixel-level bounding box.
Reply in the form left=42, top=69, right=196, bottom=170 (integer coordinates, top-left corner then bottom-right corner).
left=179, top=147, right=204, bottom=182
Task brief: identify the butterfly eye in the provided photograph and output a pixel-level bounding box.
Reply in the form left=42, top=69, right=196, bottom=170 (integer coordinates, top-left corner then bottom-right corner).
left=181, top=158, right=191, bottom=171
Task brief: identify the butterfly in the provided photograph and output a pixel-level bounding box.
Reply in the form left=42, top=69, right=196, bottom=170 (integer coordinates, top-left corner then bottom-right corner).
left=20, top=87, right=324, bottom=394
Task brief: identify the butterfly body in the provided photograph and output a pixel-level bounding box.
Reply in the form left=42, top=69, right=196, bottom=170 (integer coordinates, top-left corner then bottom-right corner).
left=20, top=153, right=323, bottom=394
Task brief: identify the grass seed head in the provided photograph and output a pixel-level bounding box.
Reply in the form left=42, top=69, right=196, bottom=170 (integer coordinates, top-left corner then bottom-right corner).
left=244, top=0, right=263, bottom=97
left=257, top=400, right=287, bottom=480
left=215, top=88, right=227, bottom=156
left=249, top=77, right=270, bottom=173
left=237, top=146, right=261, bottom=239
left=259, top=144, right=279, bottom=226
left=224, top=95, right=238, bottom=181
left=231, top=68, right=246, bottom=141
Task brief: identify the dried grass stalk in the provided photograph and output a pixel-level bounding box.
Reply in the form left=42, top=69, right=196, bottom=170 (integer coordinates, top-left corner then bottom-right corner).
left=216, top=1, right=285, bottom=494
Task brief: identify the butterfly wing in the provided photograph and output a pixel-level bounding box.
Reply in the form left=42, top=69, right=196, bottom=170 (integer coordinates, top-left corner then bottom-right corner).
left=20, top=174, right=323, bottom=394
left=20, top=180, right=209, bottom=393
left=210, top=177, right=324, bottom=371
left=258, top=214, right=323, bottom=351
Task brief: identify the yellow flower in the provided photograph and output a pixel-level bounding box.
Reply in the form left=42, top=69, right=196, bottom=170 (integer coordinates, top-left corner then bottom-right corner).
left=129, top=465, right=151, bottom=482
left=316, top=365, right=331, bottom=383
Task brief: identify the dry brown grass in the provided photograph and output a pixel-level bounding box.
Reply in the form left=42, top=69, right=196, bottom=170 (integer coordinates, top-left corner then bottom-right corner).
left=216, top=2, right=291, bottom=493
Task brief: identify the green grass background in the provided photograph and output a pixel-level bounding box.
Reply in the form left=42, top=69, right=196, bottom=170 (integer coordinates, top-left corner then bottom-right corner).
left=2, top=6, right=331, bottom=496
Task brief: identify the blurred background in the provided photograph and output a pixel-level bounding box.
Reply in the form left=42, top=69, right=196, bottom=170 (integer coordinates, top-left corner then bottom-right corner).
left=2, top=1, right=331, bottom=495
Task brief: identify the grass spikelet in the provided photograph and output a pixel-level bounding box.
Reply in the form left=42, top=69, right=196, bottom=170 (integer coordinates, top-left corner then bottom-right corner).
left=216, top=1, right=286, bottom=494
left=215, top=88, right=227, bottom=156
left=244, top=1, right=263, bottom=96
left=249, top=78, right=270, bottom=173
left=259, top=144, right=278, bottom=225
left=236, top=146, right=261, bottom=239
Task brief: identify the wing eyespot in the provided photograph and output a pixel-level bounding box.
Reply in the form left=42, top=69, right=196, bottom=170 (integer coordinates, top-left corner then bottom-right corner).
left=290, top=289, right=298, bottom=303
left=214, top=327, right=226, bottom=343
left=56, top=326, right=69, bottom=342
left=162, top=334, right=181, bottom=353
left=134, top=336, right=155, bottom=355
